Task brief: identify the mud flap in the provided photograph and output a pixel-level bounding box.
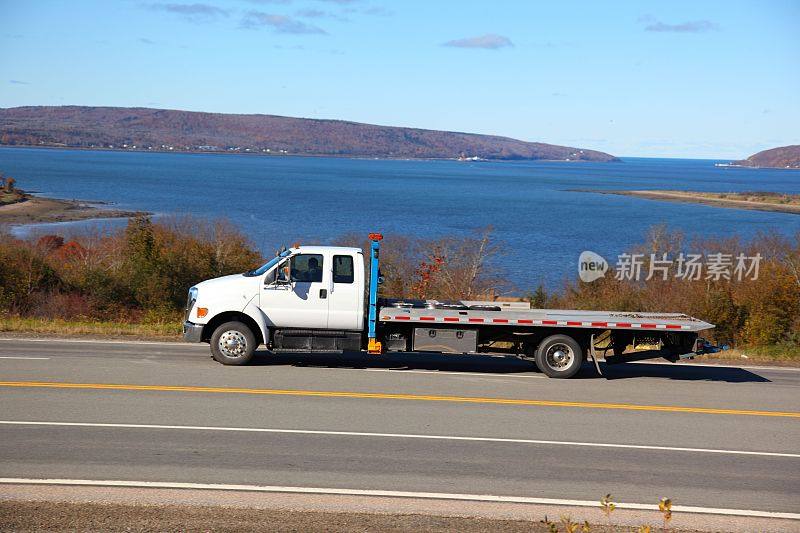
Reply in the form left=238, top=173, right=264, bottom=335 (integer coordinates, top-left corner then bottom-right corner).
left=589, top=334, right=603, bottom=376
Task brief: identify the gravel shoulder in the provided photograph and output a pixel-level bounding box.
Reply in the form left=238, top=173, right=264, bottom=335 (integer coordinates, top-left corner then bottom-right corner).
left=3, top=485, right=790, bottom=533
left=2, top=501, right=575, bottom=533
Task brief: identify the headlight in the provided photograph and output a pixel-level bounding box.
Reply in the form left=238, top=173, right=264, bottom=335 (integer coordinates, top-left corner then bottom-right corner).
left=185, top=287, right=198, bottom=321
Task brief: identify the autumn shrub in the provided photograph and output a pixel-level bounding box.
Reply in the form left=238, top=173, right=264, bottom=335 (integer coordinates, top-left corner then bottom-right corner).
left=0, top=233, right=60, bottom=313
left=335, top=227, right=507, bottom=301
left=25, top=291, right=96, bottom=320
left=0, top=216, right=262, bottom=321
left=553, top=225, right=800, bottom=350
left=148, top=216, right=262, bottom=308
left=115, top=216, right=262, bottom=313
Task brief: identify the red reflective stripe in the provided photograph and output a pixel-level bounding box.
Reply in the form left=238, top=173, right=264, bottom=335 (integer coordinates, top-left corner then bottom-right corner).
left=542, top=320, right=558, bottom=325
left=443, top=317, right=460, bottom=322
left=665, top=324, right=683, bottom=329
left=641, top=324, right=657, bottom=329
left=394, top=316, right=411, bottom=320
left=517, top=319, right=534, bottom=324
left=492, top=318, right=509, bottom=323
left=566, top=321, right=581, bottom=326
left=468, top=318, right=484, bottom=323
left=420, top=316, right=435, bottom=321
left=591, top=322, right=608, bottom=327
left=615, top=322, right=632, bottom=328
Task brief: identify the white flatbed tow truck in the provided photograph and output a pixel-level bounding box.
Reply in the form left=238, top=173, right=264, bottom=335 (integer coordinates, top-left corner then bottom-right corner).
left=183, top=233, right=718, bottom=378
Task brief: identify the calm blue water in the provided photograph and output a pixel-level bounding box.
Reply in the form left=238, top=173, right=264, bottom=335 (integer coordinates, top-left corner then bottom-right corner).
left=2, top=146, right=799, bottom=292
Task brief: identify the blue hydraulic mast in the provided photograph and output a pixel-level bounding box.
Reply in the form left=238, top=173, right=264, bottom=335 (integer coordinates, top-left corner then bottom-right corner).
left=367, top=232, right=383, bottom=354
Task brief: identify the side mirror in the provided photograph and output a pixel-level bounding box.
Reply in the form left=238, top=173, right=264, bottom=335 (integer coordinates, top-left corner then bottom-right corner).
left=276, top=266, right=290, bottom=284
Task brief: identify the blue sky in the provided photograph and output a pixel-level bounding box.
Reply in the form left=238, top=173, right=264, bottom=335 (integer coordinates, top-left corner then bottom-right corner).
left=1, top=0, right=798, bottom=158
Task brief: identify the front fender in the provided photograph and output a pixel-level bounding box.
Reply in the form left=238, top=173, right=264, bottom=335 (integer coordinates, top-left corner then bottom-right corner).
left=242, top=295, right=270, bottom=344
left=198, top=294, right=269, bottom=346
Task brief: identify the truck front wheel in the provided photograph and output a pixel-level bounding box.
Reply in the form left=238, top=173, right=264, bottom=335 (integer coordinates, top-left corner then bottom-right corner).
left=210, top=321, right=256, bottom=365
left=535, top=334, right=583, bottom=378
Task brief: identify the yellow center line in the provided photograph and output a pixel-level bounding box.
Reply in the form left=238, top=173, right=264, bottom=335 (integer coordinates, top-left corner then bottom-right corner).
left=0, top=381, right=798, bottom=418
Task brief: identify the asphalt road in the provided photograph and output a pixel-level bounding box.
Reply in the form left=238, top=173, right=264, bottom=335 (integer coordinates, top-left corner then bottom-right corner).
left=1, top=338, right=798, bottom=519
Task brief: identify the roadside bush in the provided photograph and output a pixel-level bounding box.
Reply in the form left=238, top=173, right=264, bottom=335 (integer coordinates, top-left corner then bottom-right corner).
left=0, top=235, right=60, bottom=313
left=335, top=227, right=507, bottom=300
left=148, top=216, right=261, bottom=309
left=0, top=216, right=262, bottom=321
left=554, top=226, right=800, bottom=350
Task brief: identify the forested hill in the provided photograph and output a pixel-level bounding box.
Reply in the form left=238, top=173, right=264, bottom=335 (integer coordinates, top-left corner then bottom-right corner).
left=734, top=145, right=800, bottom=169
left=0, top=106, right=619, bottom=162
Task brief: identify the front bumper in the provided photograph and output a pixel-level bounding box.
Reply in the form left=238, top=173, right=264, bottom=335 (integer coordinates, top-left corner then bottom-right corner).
left=183, top=321, right=204, bottom=343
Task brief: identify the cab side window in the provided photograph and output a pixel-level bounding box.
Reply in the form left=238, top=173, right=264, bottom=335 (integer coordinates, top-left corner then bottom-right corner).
left=291, top=254, right=323, bottom=283
left=333, top=255, right=354, bottom=284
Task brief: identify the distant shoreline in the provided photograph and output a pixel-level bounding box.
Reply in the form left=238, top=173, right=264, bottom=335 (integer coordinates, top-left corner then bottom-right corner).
left=0, top=193, right=148, bottom=225
left=573, top=189, right=800, bottom=215
left=716, top=162, right=800, bottom=171
left=0, top=144, right=616, bottom=164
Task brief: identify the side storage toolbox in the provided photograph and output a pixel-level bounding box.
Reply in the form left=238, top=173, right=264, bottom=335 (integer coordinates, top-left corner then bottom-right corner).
left=413, top=328, right=477, bottom=353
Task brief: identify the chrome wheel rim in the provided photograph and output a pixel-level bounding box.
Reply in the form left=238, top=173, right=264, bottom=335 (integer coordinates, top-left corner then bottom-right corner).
left=218, top=330, right=248, bottom=358
left=545, top=343, right=574, bottom=370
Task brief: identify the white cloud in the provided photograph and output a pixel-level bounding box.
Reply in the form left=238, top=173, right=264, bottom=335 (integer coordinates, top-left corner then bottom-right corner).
left=442, top=34, right=513, bottom=49
left=643, top=18, right=719, bottom=33
left=241, top=11, right=327, bottom=34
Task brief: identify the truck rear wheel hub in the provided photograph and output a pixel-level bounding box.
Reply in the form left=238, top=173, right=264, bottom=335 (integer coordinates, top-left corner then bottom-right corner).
left=546, top=344, right=573, bottom=369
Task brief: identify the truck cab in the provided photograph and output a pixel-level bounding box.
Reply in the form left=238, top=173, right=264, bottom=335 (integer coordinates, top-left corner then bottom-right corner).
left=183, top=246, right=365, bottom=364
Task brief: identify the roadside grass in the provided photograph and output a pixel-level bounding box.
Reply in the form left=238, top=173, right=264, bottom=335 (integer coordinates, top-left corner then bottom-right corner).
left=709, top=344, right=800, bottom=363
left=618, top=342, right=800, bottom=364
left=0, top=316, right=182, bottom=340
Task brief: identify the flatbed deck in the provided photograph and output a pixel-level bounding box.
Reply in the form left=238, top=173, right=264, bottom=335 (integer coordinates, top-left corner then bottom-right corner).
left=379, top=303, right=713, bottom=332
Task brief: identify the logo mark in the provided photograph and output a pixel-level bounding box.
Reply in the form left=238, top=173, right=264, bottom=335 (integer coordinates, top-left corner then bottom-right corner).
left=579, top=251, right=608, bottom=282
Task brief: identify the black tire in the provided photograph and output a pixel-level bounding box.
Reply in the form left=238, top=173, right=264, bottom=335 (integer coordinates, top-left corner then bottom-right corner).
left=535, top=334, right=583, bottom=378
left=210, top=321, right=256, bottom=365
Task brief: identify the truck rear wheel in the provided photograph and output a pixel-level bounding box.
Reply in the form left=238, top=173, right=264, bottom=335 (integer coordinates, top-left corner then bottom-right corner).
left=210, top=321, right=256, bottom=365
left=535, top=334, right=583, bottom=378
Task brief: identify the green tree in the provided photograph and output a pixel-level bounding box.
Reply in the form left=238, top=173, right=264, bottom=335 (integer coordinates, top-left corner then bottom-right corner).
left=528, top=284, right=548, bottom=308
left=123, top=216, right=167, bottom=309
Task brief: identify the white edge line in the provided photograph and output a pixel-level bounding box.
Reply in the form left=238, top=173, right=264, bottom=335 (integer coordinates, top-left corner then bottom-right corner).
left=0, top=356, right=50, bottom=360
left=0, top=478, right=797, bottom=520
left=1, top=420, right=797, bottom=459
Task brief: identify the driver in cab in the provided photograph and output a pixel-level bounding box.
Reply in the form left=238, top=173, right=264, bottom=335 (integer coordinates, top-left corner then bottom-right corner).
left=294, top=257, right=322, bottom=282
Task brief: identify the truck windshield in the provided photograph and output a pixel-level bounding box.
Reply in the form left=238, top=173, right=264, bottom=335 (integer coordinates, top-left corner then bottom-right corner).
left=243, top=250, right=292, bottom=277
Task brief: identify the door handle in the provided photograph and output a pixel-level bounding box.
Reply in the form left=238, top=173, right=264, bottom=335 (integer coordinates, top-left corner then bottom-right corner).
left=319, top=289, right=327, bottom=299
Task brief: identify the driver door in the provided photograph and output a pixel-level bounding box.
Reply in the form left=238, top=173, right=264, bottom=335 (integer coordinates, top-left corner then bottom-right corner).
left=260, top=253, right=329, bottom=329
